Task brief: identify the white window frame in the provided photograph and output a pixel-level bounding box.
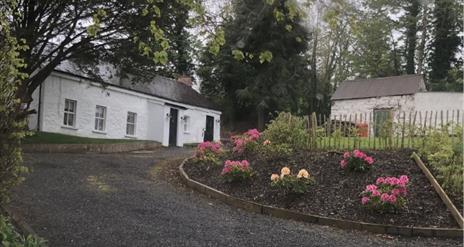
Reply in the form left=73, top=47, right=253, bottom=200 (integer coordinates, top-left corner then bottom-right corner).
left=126, top=112, right=137, bottom=136
left=94, top=105, right=107, bottom=132
left=63, top=99, right=77, bottom=127
left=183, top=116, right=190, bottom=133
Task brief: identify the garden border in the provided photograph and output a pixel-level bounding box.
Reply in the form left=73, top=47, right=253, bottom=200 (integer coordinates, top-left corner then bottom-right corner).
left=22, top=141, right=161, bottom=153
left=179, top=158, right=463, bottom=238
left=0, top=204, right=37, bottom=237
left=411, top=152, right=464, bottom=228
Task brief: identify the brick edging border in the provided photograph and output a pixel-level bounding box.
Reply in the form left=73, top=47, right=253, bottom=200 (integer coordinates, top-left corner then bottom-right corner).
left=22, top=142, right=161, bottom=153
left=411, top=152, right=464, bottom=228
left=179, top=159, right=463, bottom=238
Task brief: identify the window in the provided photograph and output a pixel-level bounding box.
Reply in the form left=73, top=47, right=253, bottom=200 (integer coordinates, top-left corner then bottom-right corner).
left=126, top=112, right=137, bottom=136
left=183, top=116, right=190, bottom=132
left=63, top=99, right=77, bottom=127
left=94, top=105, right=107, bottom=131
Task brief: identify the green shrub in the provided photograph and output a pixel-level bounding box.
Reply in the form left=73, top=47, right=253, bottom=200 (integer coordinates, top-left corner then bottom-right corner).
left=257, top=142, right=292, bottom=160
left=262, top=112, right=309, bottom=150
left=0, top=215, right=47, bottom=247
left=270, top=167, right=314, bottom=194
left=419, top=125, right=463, bottom=196
left=0, top=9, right=29, bottom=203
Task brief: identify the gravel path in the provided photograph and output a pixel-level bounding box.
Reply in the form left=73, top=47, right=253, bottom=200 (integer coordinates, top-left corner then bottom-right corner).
left=8, top=148, right=462, bottom=247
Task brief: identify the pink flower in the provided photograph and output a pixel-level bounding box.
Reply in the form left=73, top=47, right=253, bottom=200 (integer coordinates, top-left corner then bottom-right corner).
left=391, top=189, right=401, bottom=196
left=389, top=194, right=397, bottom=203
left=245, top=129, right=261, bottom=141
left=361, top=196, right=370, bottom=205
left=364, top=156, right=374, bottom=165
left=399, top=175, right=409, bottom=186
left=372, top=190, right=381, bottom=197
left=353, top=150, right=366, bottom=159
left=343, top=152, right=351, bottom=159
left=340, top=159, right=347, bottom=169
left=380, top=193, right=390, bottom=202
left=376, top=177, right=385, bottom=185
left=366, top=184, right=378, bottom=192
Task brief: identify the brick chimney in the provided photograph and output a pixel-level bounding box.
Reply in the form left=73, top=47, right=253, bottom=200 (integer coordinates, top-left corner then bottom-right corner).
left=176, top=75, right=193, bottom=87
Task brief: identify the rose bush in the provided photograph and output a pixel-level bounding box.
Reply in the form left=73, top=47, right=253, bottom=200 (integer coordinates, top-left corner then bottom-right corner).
left=194, top=141, right=223, bottom=165
left=271, top=167, right=314, bottom=194
left=221, top=160, right=253, bottom=182
left=360, top=175, right=409, bottom=213
left=340, top=150, right=375, bottom=172
left=231, top=129, right=261, bottom=154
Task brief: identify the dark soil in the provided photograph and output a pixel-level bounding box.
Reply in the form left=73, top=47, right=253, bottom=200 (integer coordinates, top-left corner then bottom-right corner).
left=184, top=149, right=459, bottom=228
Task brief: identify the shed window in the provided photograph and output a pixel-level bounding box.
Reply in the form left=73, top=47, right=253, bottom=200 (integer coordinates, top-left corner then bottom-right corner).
left=94, top=105, right=107, bottom=131
left=126, top=112, right=137, bottom=136
left=63, top=99, right=77, bottom=127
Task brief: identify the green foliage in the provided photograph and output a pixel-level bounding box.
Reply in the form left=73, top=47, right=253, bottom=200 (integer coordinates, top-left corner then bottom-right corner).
left=256, top=143, right=293, bottom=160
left=428, top=0, right=463, bottom=91
left=0, top=6, right=29, bottom=203
left=419, top=125, right=463, bottom=196
left=0, top=215, right=47, bottom=247
left=262, top=112, right=309, bottom=150
left=198, top=0, right=311, bottom=125
left=271, top=169, right=314, bottom=194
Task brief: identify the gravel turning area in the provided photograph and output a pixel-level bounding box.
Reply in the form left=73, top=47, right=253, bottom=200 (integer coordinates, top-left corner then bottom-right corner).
left=7, top=148, right=462, bottom=246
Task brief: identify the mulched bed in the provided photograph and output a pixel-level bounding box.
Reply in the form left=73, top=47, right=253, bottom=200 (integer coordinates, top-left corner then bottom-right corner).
left=184, top=149, right=459, bottom=228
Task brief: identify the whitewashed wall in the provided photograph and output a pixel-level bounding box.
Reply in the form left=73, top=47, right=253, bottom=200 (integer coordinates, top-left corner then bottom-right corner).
left=28, top=72, right=221, bottom=146
left=330, top=92, right=463, bottom=127
left=331, top=95, right=415, bottom=119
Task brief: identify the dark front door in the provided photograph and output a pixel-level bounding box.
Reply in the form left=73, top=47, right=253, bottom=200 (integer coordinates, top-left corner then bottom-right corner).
left=204, top=115, right=214, bottom=142
left=169, top=108, right=178, bottom=146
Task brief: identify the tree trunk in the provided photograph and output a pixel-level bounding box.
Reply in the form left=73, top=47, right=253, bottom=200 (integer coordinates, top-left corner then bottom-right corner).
left=416, top=5, right=428, bottom=75
left=405, top=0, right=420, bottom=74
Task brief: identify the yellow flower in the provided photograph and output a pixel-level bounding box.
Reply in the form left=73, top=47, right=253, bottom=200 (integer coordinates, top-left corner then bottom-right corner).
left=270, top=174, right=279, bottom=182
left=280, top=167, right=290, bottom=176
left=297, top=169, right=309, bottom=179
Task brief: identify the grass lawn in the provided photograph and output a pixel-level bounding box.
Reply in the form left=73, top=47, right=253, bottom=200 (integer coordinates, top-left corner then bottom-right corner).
left=23, top=132, right=147, bottom=144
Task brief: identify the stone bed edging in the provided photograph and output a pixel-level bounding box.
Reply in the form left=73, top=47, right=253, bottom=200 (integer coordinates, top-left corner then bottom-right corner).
left=411, top=152, right=464, bottom=228
left=22, top=141, right=161, bottom=153
left=179, top=159, right=463, bottom=238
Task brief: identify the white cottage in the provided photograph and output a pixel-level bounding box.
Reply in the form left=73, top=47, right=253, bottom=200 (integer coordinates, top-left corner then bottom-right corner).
left=27, top=62, right=221, bottom=147
left=331, top=75, right=463, bottom=134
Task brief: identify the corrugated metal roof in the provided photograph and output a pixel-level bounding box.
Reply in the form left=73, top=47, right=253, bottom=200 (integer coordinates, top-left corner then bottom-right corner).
left=331, top=75, right=426, bottom=100
left=54, top=61, right=219, bottom=111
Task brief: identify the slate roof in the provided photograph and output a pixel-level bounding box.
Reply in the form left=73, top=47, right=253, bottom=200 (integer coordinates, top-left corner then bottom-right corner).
left=331, top=75, right=426, bottom=100
left=53, top=61, right=219, bottom=111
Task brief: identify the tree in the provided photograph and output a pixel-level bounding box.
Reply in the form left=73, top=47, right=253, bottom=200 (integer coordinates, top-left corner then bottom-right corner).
left=349, top=1, right=400, bottom=78
left=199, top=0, right=311, bottom=128
left=403, top=0, right=420, bottom=74
left=6, top=0, right=196, bottom=108
left=0, top=1, right=29, bottom=203
left=428, top=0, right=462, bottom=91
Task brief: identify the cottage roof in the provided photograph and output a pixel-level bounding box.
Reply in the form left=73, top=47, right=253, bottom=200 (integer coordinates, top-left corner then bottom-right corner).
left=331, top=75, right=426, bottom=100
left=53, top=61, right=219, bottom=111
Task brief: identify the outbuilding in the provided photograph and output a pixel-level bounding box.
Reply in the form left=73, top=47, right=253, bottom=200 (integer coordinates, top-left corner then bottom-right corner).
left=27, top=62, right=221, bottom=147
left=330, top=75, right=462, bottom=134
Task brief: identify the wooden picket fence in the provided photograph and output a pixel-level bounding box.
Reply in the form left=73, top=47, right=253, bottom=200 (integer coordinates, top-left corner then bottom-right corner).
left=304, top=109, right=463, bottom=150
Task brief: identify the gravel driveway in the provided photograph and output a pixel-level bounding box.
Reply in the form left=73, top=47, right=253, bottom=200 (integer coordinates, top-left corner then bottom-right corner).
left=8, top=148, right=462, bottom=247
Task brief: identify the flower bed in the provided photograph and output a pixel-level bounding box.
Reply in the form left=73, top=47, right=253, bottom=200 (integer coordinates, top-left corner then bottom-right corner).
left=184, top=149, right=459, bottom=228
